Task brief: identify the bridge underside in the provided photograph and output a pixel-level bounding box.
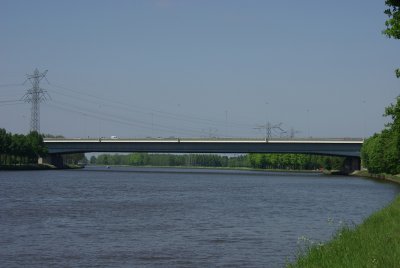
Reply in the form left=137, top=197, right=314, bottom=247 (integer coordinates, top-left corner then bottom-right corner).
left=45, top=140, right=361, bottom=157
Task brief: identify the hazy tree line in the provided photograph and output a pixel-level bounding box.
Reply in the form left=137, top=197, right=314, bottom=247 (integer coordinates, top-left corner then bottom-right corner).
left=0, top=128, right=47, bottom=165
left=361, top=96, right=400, bottom=175
left=91, top=153, right=247, bottom=168
left=91, top=152, right=344, bottom=170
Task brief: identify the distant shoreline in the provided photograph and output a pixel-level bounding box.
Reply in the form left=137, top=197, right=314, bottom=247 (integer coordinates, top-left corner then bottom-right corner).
left=0, top=164, right=83, bottom=171
left=351, top=170, right=400, bottom=185
left=0, top=164, right=326, bottom=173
left=5, top=164, right=399, bottom=186
left=85, top=164, right=324, bottom=174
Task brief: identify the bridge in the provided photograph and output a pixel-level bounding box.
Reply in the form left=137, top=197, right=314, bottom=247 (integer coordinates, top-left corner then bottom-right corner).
left=44, top=137, right=363, bottom=171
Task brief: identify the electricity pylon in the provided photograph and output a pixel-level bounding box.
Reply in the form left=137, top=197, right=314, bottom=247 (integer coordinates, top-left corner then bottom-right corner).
left=254, top=122, right=284, bottom=141
left=22, top=68, right=50, bottom=133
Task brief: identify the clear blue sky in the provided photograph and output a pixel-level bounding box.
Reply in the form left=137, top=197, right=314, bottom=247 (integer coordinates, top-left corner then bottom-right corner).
left=0, top=0, right=398, bottom=138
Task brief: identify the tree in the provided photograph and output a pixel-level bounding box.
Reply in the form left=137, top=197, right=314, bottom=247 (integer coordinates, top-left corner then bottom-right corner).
left=27, top=131, right=47, bottom=161
left=362, top=97, right=400, bottom=174
left=384, top=96, right=400, bottom=174
left=384, top=95, right=400, bottom=130
left=360, top=4, right=400, bottom=174
left=384, top=0, right=400, bottom=77
left=0, top=129, right=7, bottom=164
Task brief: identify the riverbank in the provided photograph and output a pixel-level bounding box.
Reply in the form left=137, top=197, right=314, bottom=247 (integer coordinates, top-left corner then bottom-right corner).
left=352, top=170, right=400, bottom=185
left=0, top=164, right=83, bottom=171
left=0, top=164, right=55, bottom=170
left=288, top=190, right=400, bottom=267
left=87, top=164, right=323, bottom=174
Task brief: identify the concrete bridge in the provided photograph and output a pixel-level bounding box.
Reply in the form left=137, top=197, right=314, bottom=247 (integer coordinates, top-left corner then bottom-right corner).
left=44, top=137, right=363, bottom=171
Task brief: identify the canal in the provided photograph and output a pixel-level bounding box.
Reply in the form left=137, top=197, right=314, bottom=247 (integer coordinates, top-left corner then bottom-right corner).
left=0, top=167, right=398, bottom=267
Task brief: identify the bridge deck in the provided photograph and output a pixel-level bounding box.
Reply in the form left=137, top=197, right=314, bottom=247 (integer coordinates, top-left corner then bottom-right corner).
left=44, top=138, right=363, bottom=157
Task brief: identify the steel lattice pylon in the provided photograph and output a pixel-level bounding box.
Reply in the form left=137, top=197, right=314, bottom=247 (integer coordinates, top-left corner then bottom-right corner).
left=22, top=68, right=50, bottom=133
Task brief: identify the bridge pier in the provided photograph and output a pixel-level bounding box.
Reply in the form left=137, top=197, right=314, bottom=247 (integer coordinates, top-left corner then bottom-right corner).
left=343, top=156, right=361, bottom=174
left=44, top=154, right=64, bottom=168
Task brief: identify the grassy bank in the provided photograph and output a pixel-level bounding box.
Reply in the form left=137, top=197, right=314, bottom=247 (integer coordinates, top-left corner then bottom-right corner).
left=288, top=194, right=400, bottom=267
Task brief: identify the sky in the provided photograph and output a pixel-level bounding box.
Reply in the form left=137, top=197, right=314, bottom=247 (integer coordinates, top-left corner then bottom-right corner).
left=0, top=0, right=399, bottom=139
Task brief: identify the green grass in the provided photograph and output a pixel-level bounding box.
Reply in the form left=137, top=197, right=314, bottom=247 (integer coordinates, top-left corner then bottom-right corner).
left=288, top=195, right=400, bottom=268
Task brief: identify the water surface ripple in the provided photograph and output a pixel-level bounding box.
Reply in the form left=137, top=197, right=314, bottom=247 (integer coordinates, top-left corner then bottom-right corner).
left=0, top=167, right=398, bottom=267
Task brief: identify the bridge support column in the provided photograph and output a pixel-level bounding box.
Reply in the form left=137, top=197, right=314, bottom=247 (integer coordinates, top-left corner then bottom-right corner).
left=44, top=154, right=64, bottom=168
left=343, top=156, right=361, bottom=174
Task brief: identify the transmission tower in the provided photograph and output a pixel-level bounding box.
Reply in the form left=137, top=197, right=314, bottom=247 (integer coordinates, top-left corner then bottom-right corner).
left=22, top=68, right=50, bottom=133
left=254, top=122, right=284, bottom=141
left=289, top=127, right=300, bottom=139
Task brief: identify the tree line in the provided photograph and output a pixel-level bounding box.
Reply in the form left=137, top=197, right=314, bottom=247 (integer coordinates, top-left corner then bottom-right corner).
left=361, top=96, right=400, bottom=175
left=248, top=153, right=344, bottom=171
left=91, top=153, right=247, bottom=168
left=361, top=2, right=400, bottom=175
left=0, top=128, right=47, bottom=166
left=91, top=152, right=344, bottom=171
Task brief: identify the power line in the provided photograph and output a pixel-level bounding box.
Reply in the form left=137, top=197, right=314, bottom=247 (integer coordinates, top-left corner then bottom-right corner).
left=48, top=82, right=255, bottom=129
left=0, top=99, right=23, bottom=103
left=48, top=98, right=252, bottom=138
left=0, top=101, right=25, bottom=107
left=0, top=83, right=24, bottom=88
left=46, top=86, right=208, bottom=136
left=46, top=102, right=204, bottom=137
left=45, top=101, right=208, bottom=137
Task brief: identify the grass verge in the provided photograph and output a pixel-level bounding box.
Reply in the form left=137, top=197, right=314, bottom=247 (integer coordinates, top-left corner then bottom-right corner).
left=287, top=194, right=400, bottom=268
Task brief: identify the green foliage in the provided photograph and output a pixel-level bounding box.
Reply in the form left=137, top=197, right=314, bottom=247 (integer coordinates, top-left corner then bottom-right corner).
left=288, top=195, right=400, bottom=267
left=362, top=96, right=400, bottom=175
left=369, top=1, right=400, bottom=173
left=27, top=131, right=48, bottom=157
left=384, top=95, right=400, bottom=130
left=93, top=153, right=233, bottom=167
left=383, top=0, right=400, bottom=39
left=383, top=1, right=400, bottom=77
left=0, top=129, right=47, bottom=166
left=43, top=133, right=65, bottom=138
left=249, top=153, right=344, bottom=171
